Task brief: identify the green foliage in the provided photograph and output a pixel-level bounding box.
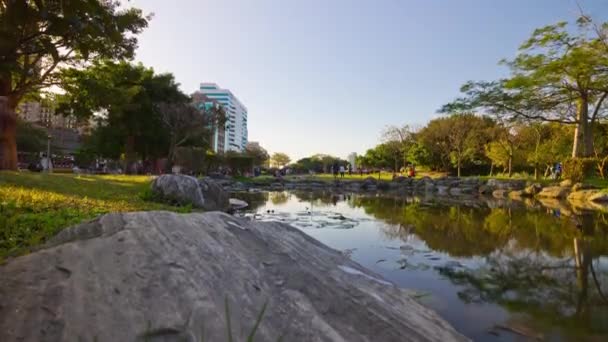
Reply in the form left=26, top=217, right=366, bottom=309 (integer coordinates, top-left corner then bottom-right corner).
left=15, top=119, right=47, bottom=153
left=1, top=0, right=149, bottom=100
left=0, top=172, right=187, bottom=260
left=245, top=142, right=270, bottom=167
left=174, top=147, right=207, bottom=174
left=563, top=158, right=597, bottom=182
left=441, top=18, right=608, bottom=158
left=406, top=142, right=429, bottom=167
left=416, top=113, right=494, bottom=175
left=359, top=142, right=403, bottom=171
left=224, top=151, right=254, bottom=174
left=58, top=61, right=186, bottom=162
left=270, top=152, right=291, bottom=168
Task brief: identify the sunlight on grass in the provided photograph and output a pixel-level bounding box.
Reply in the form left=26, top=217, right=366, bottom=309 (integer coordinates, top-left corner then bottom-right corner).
left=0, top=171, right=187, bottom=260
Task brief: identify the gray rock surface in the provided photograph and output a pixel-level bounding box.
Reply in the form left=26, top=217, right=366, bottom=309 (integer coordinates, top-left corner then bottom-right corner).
left=0, top=211, right=468, bottom=342
left=199, top=177, right=230, bottom=211
left=537, top=186, right=570, bottom=199
left=151, top=174, right=205, bottom=208
left=229, top=198, right=249, bottom=209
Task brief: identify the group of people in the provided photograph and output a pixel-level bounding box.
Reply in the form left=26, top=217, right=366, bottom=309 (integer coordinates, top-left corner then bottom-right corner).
left=331, top=164, right=351, bottom=179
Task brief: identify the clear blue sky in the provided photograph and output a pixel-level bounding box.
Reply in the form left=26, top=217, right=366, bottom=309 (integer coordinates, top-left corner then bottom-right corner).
left=128, top=0, right=606, bottom=161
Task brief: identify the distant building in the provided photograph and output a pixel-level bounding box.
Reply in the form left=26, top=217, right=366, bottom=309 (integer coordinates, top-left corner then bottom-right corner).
left=191, top=92, right=226, bottom=154
left=16, top=101, right=92, bottom=154
left=198, top=83, right=248, bottom=152
left=348, top=152, right=358, bottom=171
left=17, top=101, right=76, bottom=129
left=16, top=100, right=95, bottom=133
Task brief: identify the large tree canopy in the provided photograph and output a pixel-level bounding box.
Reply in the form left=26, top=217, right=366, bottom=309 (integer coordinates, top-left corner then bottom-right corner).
left=58, top=61, right=187, bottom=171
left=442, top=20, right=608, bottom=158
left=0, top=0, right=149, bottom=169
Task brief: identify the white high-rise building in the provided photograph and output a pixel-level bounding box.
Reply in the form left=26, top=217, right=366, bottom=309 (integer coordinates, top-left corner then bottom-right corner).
left=199, top=83, right=248, bottom=152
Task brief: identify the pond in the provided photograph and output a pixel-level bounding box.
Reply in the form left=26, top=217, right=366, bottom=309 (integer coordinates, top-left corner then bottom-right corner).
left=233, top=190, right=608, bottom=342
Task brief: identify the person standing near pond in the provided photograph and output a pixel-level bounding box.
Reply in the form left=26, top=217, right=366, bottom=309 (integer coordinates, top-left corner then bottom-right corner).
left=554, top=162, right=562, bottom=180
left=339, top=165, right=345, bottom=178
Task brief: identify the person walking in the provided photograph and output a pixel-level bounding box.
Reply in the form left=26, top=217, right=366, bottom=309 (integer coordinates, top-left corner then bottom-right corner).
left=554, top=162, right=562, bottom=180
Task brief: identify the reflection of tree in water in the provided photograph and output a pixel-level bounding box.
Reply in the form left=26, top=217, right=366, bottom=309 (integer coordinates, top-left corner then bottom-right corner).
left=350, top=195, right=608, bottom=338
left=350, top=196, right=608, bottom=258
left=437, top=239, right=608, bottom=339
left=291, top=190, right=345, bottom=207
left=269, top=192, right=290, bottom=205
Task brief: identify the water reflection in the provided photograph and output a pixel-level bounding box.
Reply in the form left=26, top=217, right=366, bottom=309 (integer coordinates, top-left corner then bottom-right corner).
left=234, top=191, right=608, bottom=341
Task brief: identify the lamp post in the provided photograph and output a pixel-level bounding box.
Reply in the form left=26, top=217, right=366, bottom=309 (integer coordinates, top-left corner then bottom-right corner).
left=47, top=134, right=52, bottom=173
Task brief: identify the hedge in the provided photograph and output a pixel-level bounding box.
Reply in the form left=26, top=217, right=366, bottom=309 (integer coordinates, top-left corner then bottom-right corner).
left=563, top=158, right=597, bottom=182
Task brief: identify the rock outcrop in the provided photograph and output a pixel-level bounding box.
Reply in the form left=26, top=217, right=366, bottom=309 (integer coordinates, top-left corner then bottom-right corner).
left=151, top=174, right=205, bottom=207
left=537, top=186, right=570, bottom=199
left=198, top=177, right=230, bottom=211
left=151, top=174, right=230, bottom=211
left=0, top=211, right=468, bottom=342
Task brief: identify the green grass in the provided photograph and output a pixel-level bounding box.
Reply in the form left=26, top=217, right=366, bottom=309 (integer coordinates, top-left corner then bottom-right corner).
left=582, top=177, right=608, bottom=189
left=0, top=171, right=187, bottom=261
left=237, top=170, right=447, bottom=184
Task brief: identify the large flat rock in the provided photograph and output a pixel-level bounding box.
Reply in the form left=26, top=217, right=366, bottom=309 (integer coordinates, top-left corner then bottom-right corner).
left=0, top=211, right=468, bottom=342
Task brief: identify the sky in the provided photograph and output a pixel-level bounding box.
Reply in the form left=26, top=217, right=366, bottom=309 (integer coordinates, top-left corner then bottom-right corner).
left=127, top=0, right=607, bottom=161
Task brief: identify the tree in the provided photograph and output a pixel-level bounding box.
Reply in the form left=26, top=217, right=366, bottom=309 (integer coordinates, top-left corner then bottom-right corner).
left=245, top=142, right=269, bottom=167
left=310, top=153, right=337, bottom=173
left=406, top=142, right=430, bottom=167
left=485, top=124, right=525, bottom=177
left=15, top=119, right=46, bottom=153
left=442, top=20, right=608, bottom=158
left=270, top=152, right=290, bottom=168
left=292, top=157, right=323, bottom=173
left=58, top=61, right=186, bottom=172
left=416, top=117, right=452, bottom=171
left=416, top=113, right=493, bottom=175
left=361, top=142, right=404, bottom=171
left=157, top=101, right=224, bottom=167
left=382, top=124, right=414, bottom=169
left=0, top=0, right=149, bottom=169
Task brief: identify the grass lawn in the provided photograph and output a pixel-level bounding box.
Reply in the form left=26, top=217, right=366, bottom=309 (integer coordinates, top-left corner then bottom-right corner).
left=236, top=170, right=447, bottom=183
left=0, top=171, right=186, bottom=261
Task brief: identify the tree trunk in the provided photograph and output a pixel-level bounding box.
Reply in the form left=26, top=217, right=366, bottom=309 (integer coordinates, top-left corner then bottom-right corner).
left=573, top=97, right=591, bottom=158
left=0, top=77, right=18, bottom=170
left=125, top=135, right=136, bottom=174
left=457, top=155, right=461, bottom=178
left=508, top=155, right=512, bottom=178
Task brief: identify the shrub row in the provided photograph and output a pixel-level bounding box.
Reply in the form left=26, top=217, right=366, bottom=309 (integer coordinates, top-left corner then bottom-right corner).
left=563, top=158, right=597, bottom=182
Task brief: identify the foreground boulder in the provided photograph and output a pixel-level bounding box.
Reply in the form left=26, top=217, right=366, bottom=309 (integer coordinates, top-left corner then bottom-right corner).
left=0, top=212, right=468, bottom=342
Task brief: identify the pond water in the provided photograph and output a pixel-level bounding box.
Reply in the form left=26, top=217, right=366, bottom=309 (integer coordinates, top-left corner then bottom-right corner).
left=233, top=190, right=608, bottom=342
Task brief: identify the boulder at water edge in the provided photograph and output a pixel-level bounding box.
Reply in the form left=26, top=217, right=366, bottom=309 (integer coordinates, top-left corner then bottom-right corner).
left=151, top=174, right=205, bottom=208
left=0, top=211, right=469, bottom=342
left=198, top=177, right=230, bottom=211
left=537, top=186, right=570, bottom=199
